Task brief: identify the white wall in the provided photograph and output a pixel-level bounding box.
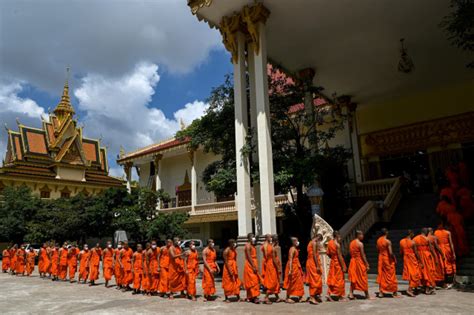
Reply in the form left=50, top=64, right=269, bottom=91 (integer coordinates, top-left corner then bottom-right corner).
left=195, top=150, right=221, bottom=204
left=160, top=154, right=191, bottom=200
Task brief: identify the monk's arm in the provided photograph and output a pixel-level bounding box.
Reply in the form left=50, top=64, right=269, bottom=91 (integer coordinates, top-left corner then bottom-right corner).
left=428, top=242, right=438, bottom=266
left=413, top=242, right=421, bottom=262
left=223, top=248, right=232, bottom=275
left=203, top=248, right=211, bottom=272
left=184, top=251, right=189, bottom=273
left=119, top=251, right=124, bottom=269
left=448, top=232, right=456, bottom=259
left=433, top=238, right=444, bottom=257
left=272, top=247, right=280, bottom=273
left=387, top=240, right=396, bottom=263
left=157, top=250, right=162, bottom=273
left=360, top=242, right=369, bottom=269
left=336, top=244, right=347, bottom=272
left=141, top=254, right=146, bottom=276
left=245, top=245, right=257, bottom=271
left=312, top=241, right=321, bottom=271
left=288, top=247, right=294, bottom=274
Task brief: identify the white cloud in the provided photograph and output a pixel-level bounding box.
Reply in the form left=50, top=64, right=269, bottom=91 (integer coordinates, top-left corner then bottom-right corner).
left=74, top=62, right=208, bottom=164
left=0, top=0, right=222, bottom=93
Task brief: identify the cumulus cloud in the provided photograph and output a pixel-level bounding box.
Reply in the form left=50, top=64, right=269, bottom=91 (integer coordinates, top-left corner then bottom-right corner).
left=0, top=0, right=222, bottom=93
left=75, top=62, right=208, bottom=168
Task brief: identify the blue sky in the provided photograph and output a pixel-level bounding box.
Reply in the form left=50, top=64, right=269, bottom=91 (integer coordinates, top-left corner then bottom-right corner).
left=0, top=0, right=231, bottom=177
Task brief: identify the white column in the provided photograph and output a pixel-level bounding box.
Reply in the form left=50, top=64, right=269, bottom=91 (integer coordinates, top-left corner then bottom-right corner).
left=342, top=106, right=356, bottom=191
left=252, top=22, right=276, bottom=235
left=191, top=151, right=197, bottom=213
left=234, top=31, right=252, bottom=236
left=351, top=113, right=363, bottom=183
left=125, top=163, right=132, bottom=193
left=155, top=157, right=162, bottom=209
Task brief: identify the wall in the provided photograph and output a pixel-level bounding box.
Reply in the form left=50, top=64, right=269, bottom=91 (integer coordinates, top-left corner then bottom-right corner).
left=194, top=150, right=221, bottom=204
left=356, top=80, right=474, bottom=135
left=160, top=154, right=191, bottom=200
left=138, top=162, right=151, bottom=188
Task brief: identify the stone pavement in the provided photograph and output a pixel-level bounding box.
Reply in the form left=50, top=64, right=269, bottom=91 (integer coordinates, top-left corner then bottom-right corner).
left=0, top=271, right=473, bottom=314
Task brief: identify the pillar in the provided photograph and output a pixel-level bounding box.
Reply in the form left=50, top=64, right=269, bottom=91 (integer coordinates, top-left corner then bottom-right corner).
left=350, top=109, right=363, bottom=183
left=342, top=105, right=357, bottom=193
left=251, top=21, right=276, bottom=235
left=234, top=31, right=252, bottom=237
left=124, top=162, right=132, bottom=193
left=154, top=155, right=162, bottom=209
left=190, top=150, right=197, bottom=213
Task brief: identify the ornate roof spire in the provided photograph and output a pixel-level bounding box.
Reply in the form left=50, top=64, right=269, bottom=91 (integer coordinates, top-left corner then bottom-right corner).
left=53, top=67, right=75, bottom=121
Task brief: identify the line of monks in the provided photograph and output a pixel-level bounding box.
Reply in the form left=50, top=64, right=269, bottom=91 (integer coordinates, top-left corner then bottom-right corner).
left=1, top=226, right=457, bottom=304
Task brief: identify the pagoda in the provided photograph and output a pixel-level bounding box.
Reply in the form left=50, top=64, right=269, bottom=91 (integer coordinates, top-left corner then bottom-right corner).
left=0, top=71, right=123, bottom=199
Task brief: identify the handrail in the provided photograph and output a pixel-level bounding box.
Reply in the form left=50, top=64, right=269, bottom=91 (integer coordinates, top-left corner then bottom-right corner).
left=356, top=177, right=397, bottom=197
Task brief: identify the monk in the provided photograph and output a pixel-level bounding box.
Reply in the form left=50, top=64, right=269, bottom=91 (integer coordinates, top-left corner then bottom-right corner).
left=222, top=239, right=242, bottom=302
left=202, top=239, right=219, bottom=301
left=146, top=240, right=160, bottom=295
left=435, top=222, right=456, bottom=288
left=326, top=231, right=347, bottom=301
left=88, top=244, right=101, bottom=286
left=168, top=237, right=187, bottom=298
left=132, top=244, right=145, bottom=294
left=9, top=244, right=18, bottom=275
left=284, top=237, right=304, bottom=303
left=58, top=242, right=69, bottom=281
left=244, top=233, right=261, bottom=303
left=306, top=234, right=323, bottom=304
left=376, top=228, right=399, bottom=297
left=428, top=228, right=446, bottom=286
left=184, top=240, right=199, bottom=301
left=102, top=241, right=114, bottom=288
left=140, top=243, right=151, bottom=294
left=119, top=241, right=134, bottom=291
left=50, top=243, right=59, bottom=281
left=439, top=187, right=456, bottom=207
left=2, top=246, right=11, bottom=273
left=436, top=196, right=456, bottom=219
left=158, top=240, right=172, bottom=297
left=15, top=244, right=26, bottom=276
left=26, top=247, right=36, bottom=276
left=67, top=244, right=79, bottom=283
left=262, top=234, right=281, bottom=304
left=114, top=242, right=123, bottom=290
left=348, top=231, right=371, bottom=300
left=446, top=209, right=469, bottom=257
left=272, top=235, right=283, bottom=295
left=78, top=244, right=90, bottom=284
left=413, top=229, right=436, bottom=294
left=400, top=230, right=421, bottom=296
left=38, top=243, right=49, bottom=278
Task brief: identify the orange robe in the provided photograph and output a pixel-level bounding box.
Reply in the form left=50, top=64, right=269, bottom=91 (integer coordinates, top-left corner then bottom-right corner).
left=399, top=238, right=421, bottom=288
left=26, top=251, right=36, bottom=275
left=67, top=248, right=79, bottom=280
left=222, top=248, right=241, bottom=297
left=132, top=251, right=144, bottom=290
left=283, top=248, right=304, bottom=297
left=327, top=239, right=346, bottom=297
left=440, top=187, right=456, bottom=206
left=168, top=246, right=186, bottom=293
left=202, top=248, right=217, bottom=296
left=79, top=250, right=90, bottom=281
left=436, top=200, right=455, bottom=218
left=58, top=248, right=68, bottom=280
left=348, top=239, right=368, bottom=292
left=244, top=245, right=260, bottom=299
left=186, top=250, right=199, bottom=296
left=9, top=248, right=17, bottom=273
left=148, top=248, right=160, bottom=292
left=428, top=235, right=445, bottom=282
left=2, top=249, right=10, bottom=272
left=121, top=248, right=133, bottom=285
left=376, top=236, right=398, bottom=293
left=413, top=235, right=435, bottom=287
left=306, top=240, right=322, bottom=296
left=89, top=249, right=100, bottom=281
left=103, top=248, right=114, bottom=281
left=114, top=248, right=123, bottom=286
left=37, top=248, right=45, bottom=274
left=262, top=244, right=280, bottom=294
left=50, top=248, right=59, bottom=276
left=158, top=247, right=170, bottom=293
left=16, top=249, right=26, bottom=274
left=446, top=210, right=469, bottom=257
left=141, top=253, right=150, bottom=292
left=434, top=229, right=456, bottom=275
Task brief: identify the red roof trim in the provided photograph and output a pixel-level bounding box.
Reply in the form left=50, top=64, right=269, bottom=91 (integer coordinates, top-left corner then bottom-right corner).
left=118, top=137, right=190, bottom=163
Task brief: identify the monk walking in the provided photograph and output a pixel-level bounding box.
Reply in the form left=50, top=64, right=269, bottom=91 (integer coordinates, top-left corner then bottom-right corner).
left=158, top=240, right=172, bottom=297
left=428, top=228, right=446, bottom=286
left=376, top=228, right=399, bottom=297
left=88, top=244, right=101, bottom=286
left=114, top=242, right=123, bottom=290
left=326, top=231, right=347, bottom=301
left=202, top=239, right=219, bottom=301
left=284, top=237, right=305, bottom=303
left=222, top=239, right=242, bottom=302
left=168, top=237, right=187, bottom=298
left=147, top=240, right=160, bottom=295
left=26, top=247, right=36, bottom=276
left=38, top=243, right=49, bottom=278
left=348, top=231, right=371, bottom=300
left=262, top=234, right=281, bottom=304
left=120, top=241, right=134, bottom=291
left=2, top=246, right=11, bottom=273
left=400, top=230, right=421, bottom=296
left=50, top=243, right=59, bottom=281
left=58, top=242, right=69, bottom=281
left=413, top=229, right=436, bottom=294
left=9, top=244, right=18, bottom=275
left=435, top=222, right=456, bottom=288
left=244, top=233, right=261, bottom=303
left=67, top=244, right=79, bottom=283
left=78, top=244, right=90, bottom=284
left=103, top=241, right=114, bottom=288
left=132, top=244, right=145, bottom=294
left=306, top=234, right=323, bottom=304
left=184, top=240, right=199, bottom=301
left=15, top=244, right=26, bottom=276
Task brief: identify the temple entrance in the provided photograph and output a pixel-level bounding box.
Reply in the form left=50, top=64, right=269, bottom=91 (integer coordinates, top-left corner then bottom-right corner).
left=176, top=171, right=191, bottom=207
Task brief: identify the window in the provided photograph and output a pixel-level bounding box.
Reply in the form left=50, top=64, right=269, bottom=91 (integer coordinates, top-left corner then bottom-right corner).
left=40, top=190, right=51, bottom=199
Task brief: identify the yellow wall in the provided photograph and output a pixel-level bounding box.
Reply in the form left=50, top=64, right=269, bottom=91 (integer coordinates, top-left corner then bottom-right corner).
left=356, top=80, right=474, bottom=134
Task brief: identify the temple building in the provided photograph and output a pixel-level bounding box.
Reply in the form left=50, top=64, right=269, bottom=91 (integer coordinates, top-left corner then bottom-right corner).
left=0, top=76, right=123, bottom=199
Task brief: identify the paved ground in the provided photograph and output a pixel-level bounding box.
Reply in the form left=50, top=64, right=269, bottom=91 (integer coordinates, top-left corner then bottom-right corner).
left=1, top=271, right=473, bottom=314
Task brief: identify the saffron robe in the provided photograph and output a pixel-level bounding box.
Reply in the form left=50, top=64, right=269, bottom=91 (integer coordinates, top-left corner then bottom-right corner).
left=2, top=249, right=10, bottom=272
left=67, top=248, right=79, bottom=280
left=58, top=248, right=68, bottom=280
left=132, top=251, right=144, bottom=290
left=327, top=239, right=346, bottom=297
left=348, top=239, right=368, bottom=292
left=413, top=235, right=435, bottom=287
left=50, top=248, right=59, bottom=276
left=103, top=248, right=114, bottom=281
left=168, top=246, right=186, bottom=293
left=88, top=249, right=101, bottom=281
left=79, top=250, right=90, bottom=280
left=434, top=229, right=456, bottom=275
left=15, top=249, right=26, bottom=274
left=158, top=246, right=170, bottom=293
left=400, top=238, right=421, bottom=288
left=186, top=250, right=199, bottom=296
left=38, top=248, right=47, bottom=274
left=114, top=249, right=123, bottom=286
left=306, top=240, right=323, bottom=296
left=26, top=251, right=36, bottom=275
left=203, top=248, right=217, bottom=296
left=428, top=235, right=445, bottom=282
left=262, top=243, right=280, bottom=294
left=222, top=248, right=241, bottom=296
left=148, top=248, right=160, bottom=292
left=121, top=248, right=134, bottom=285
left=376, top=236, right=398, bottom=293
left=244, top=245, right=260, bottom=299
left=283, top=248, right=304, bottom=297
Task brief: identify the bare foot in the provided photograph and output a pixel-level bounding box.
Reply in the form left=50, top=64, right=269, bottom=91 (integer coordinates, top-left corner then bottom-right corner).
left=286, top=298, right=295, bottom=304
left=309, top=297, right=319, bottom=305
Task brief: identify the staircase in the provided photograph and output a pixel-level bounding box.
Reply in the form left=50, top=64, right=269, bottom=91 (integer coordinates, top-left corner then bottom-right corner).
left=457, top=224, right=474, bottom=279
